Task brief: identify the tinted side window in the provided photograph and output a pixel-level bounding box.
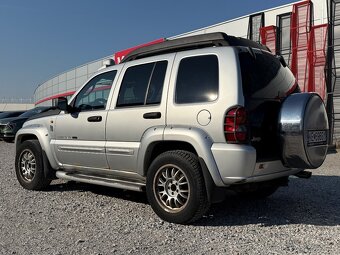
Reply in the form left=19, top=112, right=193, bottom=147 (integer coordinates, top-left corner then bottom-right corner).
left=175, top=55, right=218, bottom=104
left=117, top=61, right=167, bottom=107
left=74, top=71, right=116, bottom=111
left=146, top=61, right=167, bottom=105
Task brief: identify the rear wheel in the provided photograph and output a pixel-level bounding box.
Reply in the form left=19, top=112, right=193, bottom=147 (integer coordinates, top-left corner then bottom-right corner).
left=15, top=140, right=51, bottom=190
left=146, top=150, right=209, bottom=224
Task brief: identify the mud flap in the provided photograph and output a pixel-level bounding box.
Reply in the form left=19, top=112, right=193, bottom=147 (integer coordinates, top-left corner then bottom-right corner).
left=42, top=150, right=56, bottom=180
left=199, top=157, right=226, bottom=203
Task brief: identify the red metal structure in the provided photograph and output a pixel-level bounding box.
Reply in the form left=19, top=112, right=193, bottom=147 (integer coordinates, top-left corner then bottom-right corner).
left=307, top=24, right=328, bottom=100
left=291, top=0, right=313, bottom=92
left=260, top=26, right=277, bottom=53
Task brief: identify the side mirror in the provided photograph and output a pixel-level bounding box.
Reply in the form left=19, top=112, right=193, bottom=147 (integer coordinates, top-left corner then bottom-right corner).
left=57, top=97, right=69, bottom=112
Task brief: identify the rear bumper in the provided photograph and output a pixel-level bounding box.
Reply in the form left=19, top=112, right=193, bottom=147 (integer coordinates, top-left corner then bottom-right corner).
left=211, top=143, right=302, bottom=185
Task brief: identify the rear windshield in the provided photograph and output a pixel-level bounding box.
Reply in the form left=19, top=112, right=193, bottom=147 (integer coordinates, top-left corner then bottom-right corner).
left=238, top=48, right=294, bottom=99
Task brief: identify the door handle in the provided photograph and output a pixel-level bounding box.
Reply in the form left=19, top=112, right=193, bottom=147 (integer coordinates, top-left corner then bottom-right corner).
left=143, top=112, right=161, bottom=119
left=87, top=116, right=102, bottom=122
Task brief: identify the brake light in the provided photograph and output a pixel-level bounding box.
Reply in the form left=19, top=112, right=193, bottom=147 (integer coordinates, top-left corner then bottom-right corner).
left=224, top=106, right=248, bottom=143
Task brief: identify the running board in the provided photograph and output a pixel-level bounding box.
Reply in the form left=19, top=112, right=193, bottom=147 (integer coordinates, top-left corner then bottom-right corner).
left=56, top=171, right=145, bottom=192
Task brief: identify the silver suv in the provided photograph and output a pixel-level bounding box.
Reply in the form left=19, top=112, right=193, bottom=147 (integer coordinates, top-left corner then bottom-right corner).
left=15, top=33, right=329, bottom=223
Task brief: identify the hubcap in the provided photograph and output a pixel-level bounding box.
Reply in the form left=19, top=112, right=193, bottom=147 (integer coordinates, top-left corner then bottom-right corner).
left=153, top=164, right=190, bottom=212
left=19, top=149, right=36, bottom=182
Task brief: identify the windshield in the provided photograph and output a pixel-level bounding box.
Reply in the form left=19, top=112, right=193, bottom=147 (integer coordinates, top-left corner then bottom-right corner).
left=19, top=107, right=48, bottom=118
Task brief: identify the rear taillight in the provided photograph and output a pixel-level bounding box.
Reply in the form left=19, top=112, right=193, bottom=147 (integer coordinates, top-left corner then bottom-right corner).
left=224, top=106, right=248, bottom=143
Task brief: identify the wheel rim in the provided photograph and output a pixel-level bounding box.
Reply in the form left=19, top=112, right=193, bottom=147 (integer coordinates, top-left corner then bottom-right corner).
left=19, top=149, right=36, bottom=182
left=153, top=164, right=190, bottom=213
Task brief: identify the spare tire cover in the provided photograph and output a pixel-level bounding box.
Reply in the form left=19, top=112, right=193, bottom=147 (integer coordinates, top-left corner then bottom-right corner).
left=279, top=93, right=329, bottom=169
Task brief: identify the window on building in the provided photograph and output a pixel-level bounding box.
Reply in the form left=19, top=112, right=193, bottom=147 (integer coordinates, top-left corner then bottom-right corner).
left=277, top=12, right=292, bottom=66
left=175, top=55, right=219, bottom=104
left=248, top=13, right=265, bottom=43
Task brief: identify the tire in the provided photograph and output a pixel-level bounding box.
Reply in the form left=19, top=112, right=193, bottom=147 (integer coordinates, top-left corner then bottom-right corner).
left=279, top=93, right=328, bottom=169
left=236, top=184, right=279, bottom=200
left=15, top=140, right=51, bottom=190
left=146, top=150, right=209, bottom=224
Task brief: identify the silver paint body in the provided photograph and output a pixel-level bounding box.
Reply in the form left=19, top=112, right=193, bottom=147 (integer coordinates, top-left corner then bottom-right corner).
left=16, top=46, right=319, bottom=189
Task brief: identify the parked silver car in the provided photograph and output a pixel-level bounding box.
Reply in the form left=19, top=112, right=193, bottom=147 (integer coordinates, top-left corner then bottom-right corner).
left=14, top=33, right=329, bottom=223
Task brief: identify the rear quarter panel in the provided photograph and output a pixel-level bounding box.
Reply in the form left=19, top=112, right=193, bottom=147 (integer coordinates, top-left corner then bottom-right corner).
left=166, top=47, right=244, bottom=143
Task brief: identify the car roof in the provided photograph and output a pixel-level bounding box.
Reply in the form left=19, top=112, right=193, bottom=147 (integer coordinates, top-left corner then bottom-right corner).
left=121, top=32, right=269, bottom=63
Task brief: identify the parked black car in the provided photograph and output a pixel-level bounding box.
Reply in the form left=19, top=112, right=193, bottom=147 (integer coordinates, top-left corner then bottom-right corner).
left=0, top=111, right=25, bottom=120
left=0, top=107, right=49, bottom=142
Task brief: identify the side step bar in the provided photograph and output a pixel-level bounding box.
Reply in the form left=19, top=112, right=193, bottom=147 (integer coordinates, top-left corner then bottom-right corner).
left=56, top=171, right=145, bottom=192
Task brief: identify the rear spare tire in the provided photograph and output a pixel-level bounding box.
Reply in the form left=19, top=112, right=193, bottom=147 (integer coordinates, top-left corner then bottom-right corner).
left=279, top=93, right=328, bottom=169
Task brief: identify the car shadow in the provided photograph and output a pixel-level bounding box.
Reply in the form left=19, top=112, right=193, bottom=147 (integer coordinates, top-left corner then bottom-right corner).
left=46, top=175, right=340, bottom=227
left=196, top=175, right=340, bottom=227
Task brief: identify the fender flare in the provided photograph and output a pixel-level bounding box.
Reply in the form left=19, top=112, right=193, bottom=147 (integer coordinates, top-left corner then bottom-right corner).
left=16, top=124, right=59, bottom=175
left=137, top=125, right=225, bottom=187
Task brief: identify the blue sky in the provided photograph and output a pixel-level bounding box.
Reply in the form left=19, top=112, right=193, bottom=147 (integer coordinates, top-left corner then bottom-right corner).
left=0, top=0, right=295, bottom=100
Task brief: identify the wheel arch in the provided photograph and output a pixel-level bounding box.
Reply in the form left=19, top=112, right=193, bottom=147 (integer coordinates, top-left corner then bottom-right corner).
left=16, top=126, right=58, bottom=171
left=143, top=141, right=198, bottom=176
left=15, top=139, right=52, bottom=190
left=137, top=125, right=225, bottom=187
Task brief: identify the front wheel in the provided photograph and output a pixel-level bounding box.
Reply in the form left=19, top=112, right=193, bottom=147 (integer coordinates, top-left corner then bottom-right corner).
left=146, top=150, right=209, bottom=224
left=15, top=140, right=51, bottom=190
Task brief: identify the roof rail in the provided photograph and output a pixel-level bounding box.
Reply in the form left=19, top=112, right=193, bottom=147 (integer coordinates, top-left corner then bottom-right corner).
left=121, top=32, right=269, bottom=63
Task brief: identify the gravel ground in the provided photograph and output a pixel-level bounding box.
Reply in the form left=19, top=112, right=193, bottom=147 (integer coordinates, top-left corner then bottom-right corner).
left=0, top=142, right=339, bottom=255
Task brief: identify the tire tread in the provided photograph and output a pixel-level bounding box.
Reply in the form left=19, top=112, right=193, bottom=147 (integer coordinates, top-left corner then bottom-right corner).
left=146, top=150, right=210, bottom=224
left=15, top=140, right=51, bottom=190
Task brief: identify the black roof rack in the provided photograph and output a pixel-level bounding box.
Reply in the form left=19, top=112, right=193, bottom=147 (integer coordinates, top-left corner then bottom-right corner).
left=121, top=32, right=269, bottom=63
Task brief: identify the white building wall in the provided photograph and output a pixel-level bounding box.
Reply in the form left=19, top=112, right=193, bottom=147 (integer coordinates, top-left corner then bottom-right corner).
left=0, top=104, right=34, bottom=111
left=170, top=0, right=327, bottom=40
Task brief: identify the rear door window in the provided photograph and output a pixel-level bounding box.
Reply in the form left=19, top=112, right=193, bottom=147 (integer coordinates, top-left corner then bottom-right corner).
left=117, top=61, right=167, bottom=107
